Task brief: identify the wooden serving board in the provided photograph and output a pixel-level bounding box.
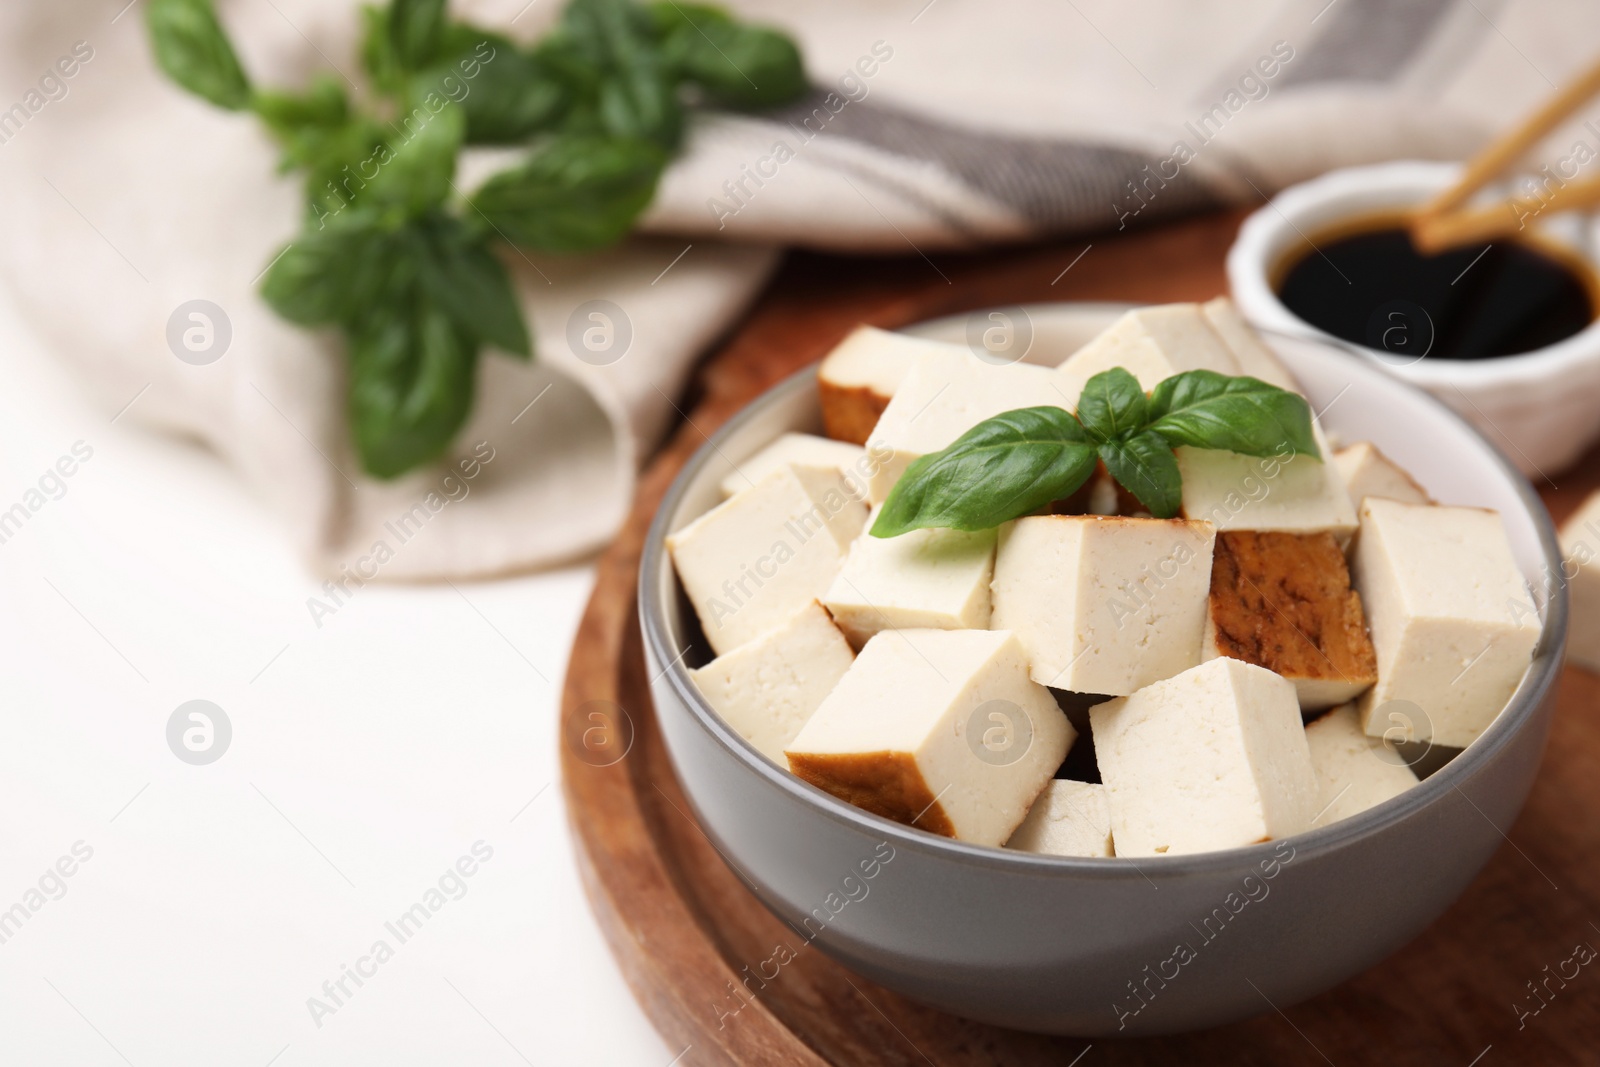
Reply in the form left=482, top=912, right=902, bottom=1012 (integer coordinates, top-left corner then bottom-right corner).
left=559, top=211, right=1600, bottom=1065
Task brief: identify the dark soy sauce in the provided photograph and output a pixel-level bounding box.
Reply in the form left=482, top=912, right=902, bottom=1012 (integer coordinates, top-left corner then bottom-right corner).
left=1275, top=220, right=1596, bottom=360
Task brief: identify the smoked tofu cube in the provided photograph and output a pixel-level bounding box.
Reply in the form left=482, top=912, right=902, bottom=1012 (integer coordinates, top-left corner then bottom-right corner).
left=1177, top=422, right=1357, bottom=541
left=668, top=465, right=867, bottom=656
left=1201, top=296, right=1301, bottom=393
left=1006, top=780, right=1114, bottom=857
left=865, top=356, right=1069, bottom=503
left=785, top=629, right=1074, bottom=846
left=823, top=507, right=996, bottom=647
left=720, top=433, right=871, bottom=501
left=1351, top=499, right=1541, bottom=749
left=1090, top=658, right=1318, bottom=855
left=1203, top=530, right=1377, bottom=711
left=1055, top=304, right=1240, bottom=396
left=688, top=601, right=855, bottom=765
left=1303, top=703, right=1419, bottom=828
left=818, top=326, right=967, bottom=445
left=1559, top=490, right=1600, bottom=673
left=990, top=515, right=1215, bottom=695
left=1333, top=441, right=1432, bottom=508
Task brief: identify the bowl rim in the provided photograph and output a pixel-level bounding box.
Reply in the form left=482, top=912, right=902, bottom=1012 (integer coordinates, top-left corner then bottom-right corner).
left=638, top=307, right=1568, bottom=879
left=1227, top=159, right=1600, bottom=387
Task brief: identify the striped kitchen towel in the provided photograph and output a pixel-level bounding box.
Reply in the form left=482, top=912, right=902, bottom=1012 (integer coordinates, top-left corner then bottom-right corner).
left=0, top=0, right=1589, bottom=578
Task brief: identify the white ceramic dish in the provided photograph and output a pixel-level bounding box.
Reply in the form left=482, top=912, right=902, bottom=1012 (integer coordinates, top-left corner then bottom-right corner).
left=1227, top=160, right=1600, bottom=477
left=639, top=302, right=1566, bottom=1035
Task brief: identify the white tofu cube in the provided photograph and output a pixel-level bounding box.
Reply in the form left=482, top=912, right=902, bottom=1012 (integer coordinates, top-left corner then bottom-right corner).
left=818, top=325, right=967, bottom=444
left=1177, top=422, right=1357, bottom=541
left=1201, top=296, right=1301, bottom=393
left=668, top=465, right=867, bottom=655
left=1005, top=780, right=1114, bottom=857
left=1090, top=658, right=1318, bottom=855
left=1054, top=304, right=1240, bottom=397
left=720, top=433, right=871, bottom=501
left=823, top=506, right=996, bottom=647
left=1560, top=490, right=1600, bottom=673
left=786, top=629, right=1074, bottom=846
left=864, top=356, right=1070, bottom=503
left=688, top=601, right=855, bottom=765
left=1303, top=704, right=1419, bottom=828
left=1351, top=499, right=1541, bottom=749
left=1333, top=441, right=1432, bottom=509
left=990, top=515, right=1216, bottom=695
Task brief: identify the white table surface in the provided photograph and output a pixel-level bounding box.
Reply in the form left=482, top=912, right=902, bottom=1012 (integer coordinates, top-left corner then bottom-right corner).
left=0, top=287, right=676, bottom=1064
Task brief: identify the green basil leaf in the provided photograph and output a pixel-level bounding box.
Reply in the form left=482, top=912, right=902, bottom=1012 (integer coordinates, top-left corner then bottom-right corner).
left=560, top=0, right=682, bottom=147
left=416, top=217, right=531, bottom=357
left=533, top=31, right=607, bottom=98
left=252, top=76, right=348, bottom=137
left=1099, top=431, right=1183, bottom=519
left=260, top=220, right=396, bottom=327
left=252, top=76, right=360, bottom=188
left=1074, top=367, right=1149, bottom=444
left=349, top=294, right=479, bottom=479
left=471, top=134, right=665, bottom=252
left=364, top=102, right=465, bottom=216
left=388, top=0, right=449, bottom=70
left=558, top=0, right=659, bottom=64
left=300, top=118, right=392, bottom=223
left=597, top=70, right=682, bottom=147
left=146, top=0, right=252, bottom=110
left=1147, top=370, right=1321, bottom=459
left=360, top=5, right=404, bottom=94
left=651, top=3, right=806, bottom=109
left=419, top=29, right=567, bottom=143
left=871, top=407, right=1096, bottom=537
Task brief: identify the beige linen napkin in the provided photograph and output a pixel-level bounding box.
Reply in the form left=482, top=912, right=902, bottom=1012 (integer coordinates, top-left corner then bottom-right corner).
left=1, top=0, right=1594, bottom=577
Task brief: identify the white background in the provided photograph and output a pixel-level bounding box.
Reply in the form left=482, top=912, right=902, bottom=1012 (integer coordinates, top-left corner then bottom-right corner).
left=0, top=286, right=674, bottom=1064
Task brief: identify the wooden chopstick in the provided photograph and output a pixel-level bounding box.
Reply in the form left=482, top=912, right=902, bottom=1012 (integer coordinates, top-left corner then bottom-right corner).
left=1413, top=174, right=1600, bottom=253
left=1418, top=54, right=1600, bottom=222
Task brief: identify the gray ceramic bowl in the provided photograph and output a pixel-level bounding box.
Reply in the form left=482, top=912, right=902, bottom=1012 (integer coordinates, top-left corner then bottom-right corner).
left=638, top=303, right=1566, bottom=1037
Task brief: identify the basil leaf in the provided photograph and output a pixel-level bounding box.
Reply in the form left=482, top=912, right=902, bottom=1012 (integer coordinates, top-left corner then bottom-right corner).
left=301, top=118, right=392, bottom=223
left=471, top=134, right=665, bottom=252
left=652, top=3, right=806, bottom=108
left=416, top=217, right=532, bottom=357
left=560, top=0, right=661, bottom=64
left=360, top=5, right=404, bottom=94
left=146, top=0, right=252, bottom=110
left=871, top=407, right=1096, bottom=537
left=252, top=76, right=358, bottom=188
left=1147, top=370, right=1321, bottom=459
left=388, top=0, right=449, bottom=70
left=260, top=220, right=396, bottom=327
left=349, top=294, right=479, bottom=479
left=562, top=0, right=682, bottom=147
left=420, top=29, right=567, bottom=143
left=253, top=76, right=348, bottom=137
left=365, top=102, right=465, bottom=216
left=597, top=71, right=682, bottom=147
left=534, top=30, right=607, bottom=97
left=1074, top=368, right=1149, bottom=444
left=1099, top=432, right=1182, bottom=519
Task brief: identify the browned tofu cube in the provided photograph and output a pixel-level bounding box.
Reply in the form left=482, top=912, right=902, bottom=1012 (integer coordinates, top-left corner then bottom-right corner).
left=817, top=325, right=965, bottom=444
left=1204, top=530, right=1377, bottom=712
left=819, top=379, right=891, bottom=446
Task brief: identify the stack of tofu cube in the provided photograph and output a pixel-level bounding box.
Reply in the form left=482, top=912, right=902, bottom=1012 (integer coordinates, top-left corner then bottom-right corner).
left=667, top=299, right=1542, bottom=858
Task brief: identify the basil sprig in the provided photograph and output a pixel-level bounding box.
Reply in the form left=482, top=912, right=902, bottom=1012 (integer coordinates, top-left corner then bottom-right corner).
left=146, top=0, right=806, bottom=479
left=871, top=368, right=1319, bottom=537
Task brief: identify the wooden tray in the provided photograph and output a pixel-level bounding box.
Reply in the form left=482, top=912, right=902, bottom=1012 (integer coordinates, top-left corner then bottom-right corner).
left=559, top=211, right=1600, bottom=1065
